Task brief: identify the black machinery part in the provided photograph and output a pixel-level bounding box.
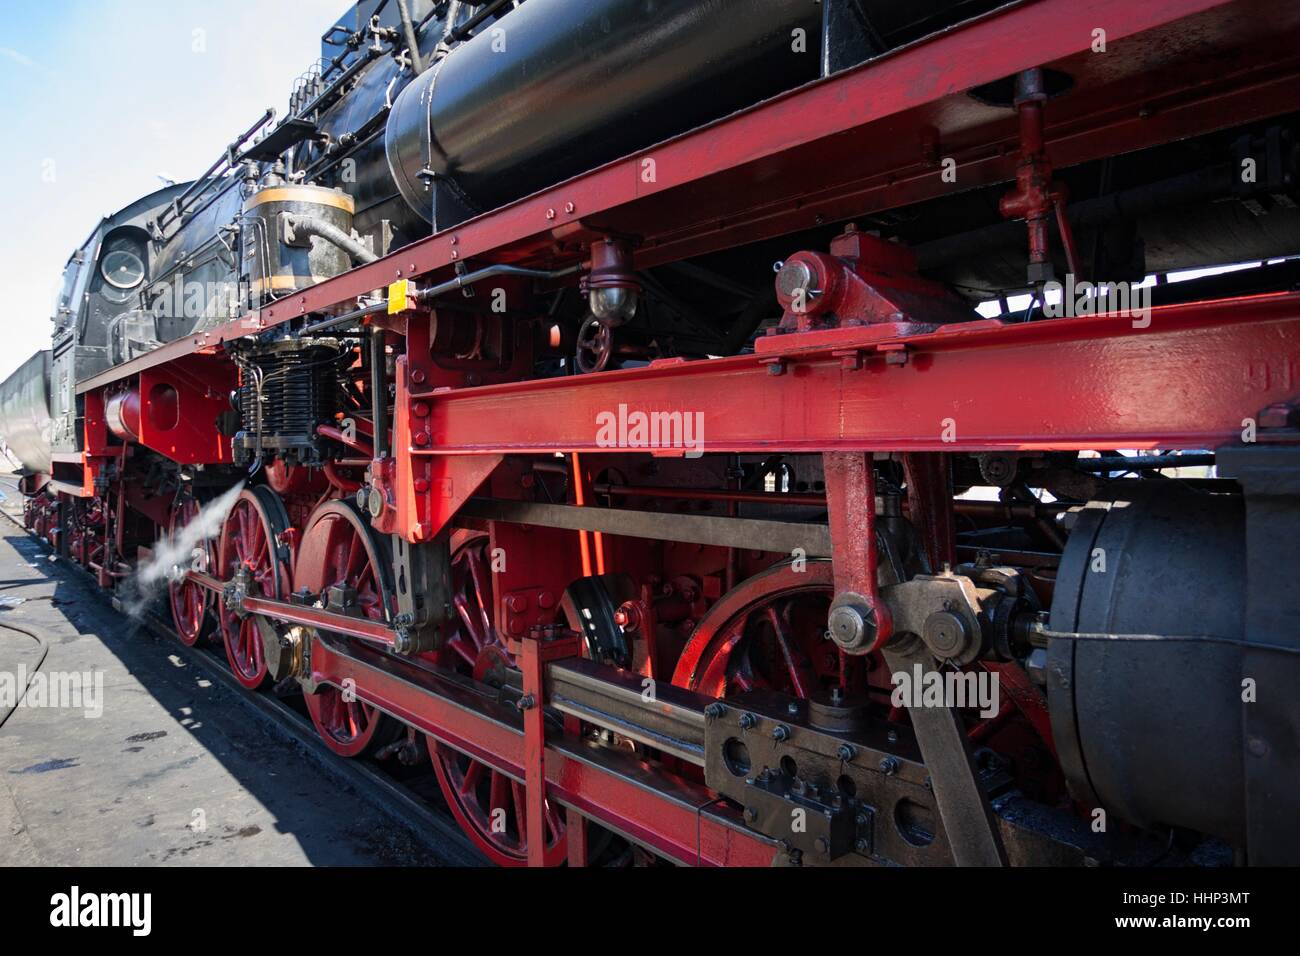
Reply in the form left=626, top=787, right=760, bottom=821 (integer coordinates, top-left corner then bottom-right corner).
left=1046, top=487, right=1251, bottom=847
left=385, top=0, right=980, bottom=226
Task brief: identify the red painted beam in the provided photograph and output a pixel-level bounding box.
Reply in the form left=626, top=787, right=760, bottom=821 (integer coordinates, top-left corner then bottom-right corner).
left=309, top=639, right=775, bottom=866
left=414, top=293, right=1300, bottom=455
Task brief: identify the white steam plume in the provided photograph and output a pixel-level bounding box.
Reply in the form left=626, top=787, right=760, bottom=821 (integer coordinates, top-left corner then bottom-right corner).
left=124, top=482, right=245, bottom=617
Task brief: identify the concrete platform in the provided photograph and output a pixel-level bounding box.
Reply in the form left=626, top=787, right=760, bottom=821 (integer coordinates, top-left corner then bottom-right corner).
left=0, top=492, right=447, bottom=866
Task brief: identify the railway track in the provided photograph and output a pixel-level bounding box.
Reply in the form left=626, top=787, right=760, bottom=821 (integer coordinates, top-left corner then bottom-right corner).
left=0, top=485, right=488, bottom=868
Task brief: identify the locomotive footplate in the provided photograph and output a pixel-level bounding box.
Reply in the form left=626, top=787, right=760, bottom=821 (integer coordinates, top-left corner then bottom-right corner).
left=703, top=689, right=956, bottom=866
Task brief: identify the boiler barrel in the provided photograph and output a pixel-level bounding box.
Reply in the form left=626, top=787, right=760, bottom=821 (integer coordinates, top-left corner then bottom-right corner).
left=0, top=351, right=53, bottom=474
left=385, top=0, right=825, bottom=223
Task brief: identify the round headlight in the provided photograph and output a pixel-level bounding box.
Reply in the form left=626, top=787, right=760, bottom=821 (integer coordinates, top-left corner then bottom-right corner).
left=101, top=249, right=146, bottom=290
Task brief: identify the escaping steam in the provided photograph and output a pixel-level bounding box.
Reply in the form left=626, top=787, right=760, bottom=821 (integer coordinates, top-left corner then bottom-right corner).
left=122, top=482, right=245, bottom=618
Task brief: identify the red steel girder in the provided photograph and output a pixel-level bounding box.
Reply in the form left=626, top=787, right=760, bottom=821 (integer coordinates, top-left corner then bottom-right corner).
left=412, top=294, right=1300, bottom=455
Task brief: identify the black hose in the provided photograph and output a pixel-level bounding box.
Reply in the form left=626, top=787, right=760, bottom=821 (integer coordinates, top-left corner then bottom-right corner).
left=396, top=0, right=426, bottom=74
left=0, top=618, right=50, bottom=730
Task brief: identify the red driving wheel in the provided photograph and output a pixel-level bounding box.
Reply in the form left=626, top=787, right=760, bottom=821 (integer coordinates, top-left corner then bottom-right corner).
left=217, top=488, right=290, bottom=689
left=425, top=531, right=568, bottom=867
left=672, top=561, right=874, bottom=701
left=167, top=496, right=216, bottom=646
left=293, top=500, right=400, bottom=758
left=673, top=560, right=1058, bottom=773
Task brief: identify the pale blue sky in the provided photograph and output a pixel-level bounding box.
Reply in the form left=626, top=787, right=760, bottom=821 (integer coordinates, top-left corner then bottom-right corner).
left=0, top=0, right=348, bottom=380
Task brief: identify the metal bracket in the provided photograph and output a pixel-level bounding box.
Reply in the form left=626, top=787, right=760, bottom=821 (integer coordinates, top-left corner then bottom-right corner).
left=389, top=532, right=451, bottom=655
left=880, top=639, right=1008, bottom=866
left=513, top=625, right=583, bottom=867
left=703, top=689, right=950, bottom=866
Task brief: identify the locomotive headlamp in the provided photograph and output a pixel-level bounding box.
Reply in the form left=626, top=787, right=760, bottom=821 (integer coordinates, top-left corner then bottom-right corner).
left=101, top=249, right=145, bottom=289
left=583, top=238, right=640, bottom=327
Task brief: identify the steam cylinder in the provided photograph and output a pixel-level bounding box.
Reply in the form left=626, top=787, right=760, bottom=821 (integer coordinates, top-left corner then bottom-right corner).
left=1047, top=488, right=1248, bottom=845
left=385, top=0, right=825, bottom=223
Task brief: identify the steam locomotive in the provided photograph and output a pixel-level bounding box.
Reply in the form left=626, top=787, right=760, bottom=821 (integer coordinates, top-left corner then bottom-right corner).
left=3, top=0, right=1299, bottom=867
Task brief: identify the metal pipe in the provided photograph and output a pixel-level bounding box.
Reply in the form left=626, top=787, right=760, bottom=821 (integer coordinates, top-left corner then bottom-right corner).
left=302, top=300, right=387, bottom=335
left=323, top=460, right=362, bottom=495
left=416, top=263, right=583, bottom=303
left=1077, top=452, right=1215, bottom=472
left=316, top=424, right=373, bottom=456
left=296, top=44, right=384, bottom=121
left=159, top=109, right=274, bottom=228
left=396, top=0, right=426, bottom=74
left=447, top=0, right=513, bottom=43
left=283, top=214, right=378, bottom=265
left=370, top=329, right=390, bottom=459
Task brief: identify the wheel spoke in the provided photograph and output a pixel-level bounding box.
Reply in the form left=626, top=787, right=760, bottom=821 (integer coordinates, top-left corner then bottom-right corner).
left=453, top=594, right=486, bottom=651
left=465, top=547, right=495, bottom=645
left=447, top=634, right=477, bottom=667
left=488, top=770, right=509, bottom=819
left=511, top=781, right=528, bottom=846
left=765, top=604, right=812, bottom=699
left=461, top=759, right=485, bottom=798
